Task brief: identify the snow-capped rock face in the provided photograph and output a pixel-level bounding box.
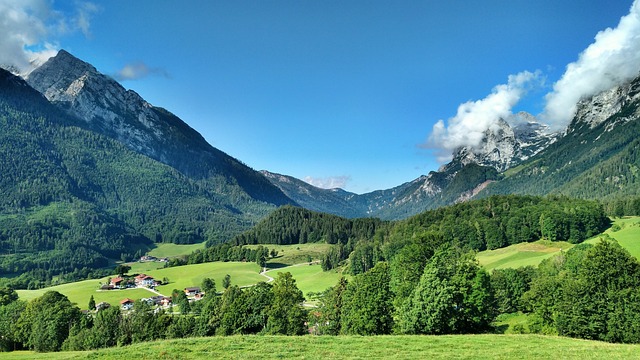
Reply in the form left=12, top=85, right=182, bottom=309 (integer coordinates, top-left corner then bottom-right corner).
left=446, top=112, right=560, bottom=173
left=512, top=115, right=560, bottom=161
left=569, top=76, right=640, bottom=132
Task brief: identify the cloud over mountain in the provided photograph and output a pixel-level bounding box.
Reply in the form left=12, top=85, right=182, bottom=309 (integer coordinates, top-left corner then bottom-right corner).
left=423, top=71, right=541, bottom=163
left=304, top=175, right=351, bottom=190
left=113, top=62, right=170, bottom=81
left=0, top=0, right=98, bottom=74
left=542, top=0, right=640, bottom=129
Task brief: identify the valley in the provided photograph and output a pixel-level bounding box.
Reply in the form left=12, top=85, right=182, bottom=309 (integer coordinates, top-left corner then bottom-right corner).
left=2, top=3, right=640, bottom=354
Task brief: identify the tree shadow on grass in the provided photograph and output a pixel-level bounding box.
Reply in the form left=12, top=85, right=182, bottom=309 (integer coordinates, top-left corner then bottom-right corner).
left=265, top=262, right=289, bottom=270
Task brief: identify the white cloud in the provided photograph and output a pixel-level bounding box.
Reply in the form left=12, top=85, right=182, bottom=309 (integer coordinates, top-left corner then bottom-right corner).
left=423, top=70, right=541, bottom=163
left=542, top=0, right=640, bottom=129
left=0, top=0, right=98, bottom=74
left=303, top=175, right=351, bottom=190
left=113, top=62, right=170, bottom=81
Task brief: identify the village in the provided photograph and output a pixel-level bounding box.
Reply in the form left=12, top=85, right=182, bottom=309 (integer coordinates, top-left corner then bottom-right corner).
left=94, top=255, right=205, bottom=312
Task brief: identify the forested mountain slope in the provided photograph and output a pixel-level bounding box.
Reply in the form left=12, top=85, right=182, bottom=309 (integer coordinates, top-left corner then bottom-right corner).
left=0, top=68, right=283, bottom=288
left=483, top=74, right=640, bottom=200
left=26, top=50, right=293, bottom=206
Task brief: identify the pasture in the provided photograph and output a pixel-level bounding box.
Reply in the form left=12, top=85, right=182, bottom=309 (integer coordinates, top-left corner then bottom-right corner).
left=265, top=263, right=345, bottom=296
left=246, top=243, right=334, bottom=267
left=4, top=334, right=640, bottom=360
left=147, top=242, right=206, bottom=258
left=477, top=216, right=640, bottom=270
left=17, top=261, right=264, bottom=309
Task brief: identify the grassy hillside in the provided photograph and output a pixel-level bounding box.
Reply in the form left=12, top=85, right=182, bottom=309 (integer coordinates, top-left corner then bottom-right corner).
left=477, top=216, right=640, bottom=270
left=147, top=242, right=207, bottom=258
left=246, top=243, right=334, bottom=267
left=4, top=334, right=640, bottom=359
left=265, top=263, right=345, bottom=296
left=17, top=262, right=264, bottom=309
left=477, top=240, right=574, bottom=271
left=153, top=262, right=263, bottom=294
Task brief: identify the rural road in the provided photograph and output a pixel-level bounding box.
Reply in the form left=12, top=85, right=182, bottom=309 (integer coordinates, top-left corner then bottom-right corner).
left=259, top=260, right=321, bottom=283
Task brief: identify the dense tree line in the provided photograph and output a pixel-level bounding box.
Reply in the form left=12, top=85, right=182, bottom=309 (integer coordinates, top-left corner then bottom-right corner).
left=0, top=272, right=308, bottom=352
left=229, top=195, right=608, bottom=276
left=3, top=236, right=639, bottom=353
left=389, top=195, right=609, bottom=251
left=521, top=238, right=640, bottom=342
left=165, top=243, right=272, bottom=268
left=232, top=206, right=388, bottom=246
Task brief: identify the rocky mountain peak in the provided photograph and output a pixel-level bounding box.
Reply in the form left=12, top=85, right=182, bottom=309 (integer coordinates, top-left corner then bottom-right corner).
left=443, top=113, right=559, bottom=174
left=569, top=74, right=640, bottom=133
left=23, top=50, right=293, bottom=206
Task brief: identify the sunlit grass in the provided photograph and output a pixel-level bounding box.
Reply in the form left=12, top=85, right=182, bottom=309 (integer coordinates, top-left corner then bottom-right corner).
left=4, top=334, right=640, bottom=359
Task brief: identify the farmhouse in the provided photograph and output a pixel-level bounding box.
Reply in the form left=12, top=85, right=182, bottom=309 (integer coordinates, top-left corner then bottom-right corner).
left=110, top=276, right=124, bottom=288
left=139, top=255, right=157, bottom=262
left=120, top=298, right=134, bottom=310
left=135, top=273, right=156, bottom=287
left=184, top=287, right=201, bottom=297
left=159, top=296, right=172, bottom=307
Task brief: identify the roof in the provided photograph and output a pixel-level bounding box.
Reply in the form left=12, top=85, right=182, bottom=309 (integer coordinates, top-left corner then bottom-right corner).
left=184, top=287, right=201, bottom=292
left=120, top=298, right=134, bottom=304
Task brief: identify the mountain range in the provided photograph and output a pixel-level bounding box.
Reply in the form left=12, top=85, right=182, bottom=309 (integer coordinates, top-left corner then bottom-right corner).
left=264, top=76, right=640, bottom=219
left=1, top=49, right=639, bottom=282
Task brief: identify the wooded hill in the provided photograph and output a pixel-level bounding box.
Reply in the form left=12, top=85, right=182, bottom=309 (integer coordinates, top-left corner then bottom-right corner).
left=236, top=195, right=609, bottom=251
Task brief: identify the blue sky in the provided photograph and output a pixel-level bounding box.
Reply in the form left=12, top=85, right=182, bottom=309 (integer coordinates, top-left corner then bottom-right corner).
left=1, top=0, right=638, bottom=193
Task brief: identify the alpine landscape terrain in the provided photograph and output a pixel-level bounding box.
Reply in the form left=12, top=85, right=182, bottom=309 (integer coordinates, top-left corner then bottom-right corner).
left=3, top=1, right=640, bottom=359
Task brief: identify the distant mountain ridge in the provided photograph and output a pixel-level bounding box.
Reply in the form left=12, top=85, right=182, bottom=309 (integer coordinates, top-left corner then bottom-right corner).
left=264, top=74, right=640, bottom=219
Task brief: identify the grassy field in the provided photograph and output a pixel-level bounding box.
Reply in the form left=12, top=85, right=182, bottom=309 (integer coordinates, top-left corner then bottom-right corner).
left=265, top=263, right=345, bottom=296
left=245, top=243, right=334, bottom=267
left=17, top=262, right=264, bottom=309
left=477, top=240, right=573, bottom=271
left=147, top=242, right=207, bottom=258
left=585, top=216, right=640, bottom=258
left=4, top=334, right=640, bottom=359
left=16, top=278, right=153, bottom=309
left=153, top=261, right=263, bottom=294
left=477, top=216, right=640, bottom=270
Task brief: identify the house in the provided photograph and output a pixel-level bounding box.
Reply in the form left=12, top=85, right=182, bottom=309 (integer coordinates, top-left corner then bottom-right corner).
left=135, top=274, right=156, bottom=287
left=100, top=284, right=114, bottom=290
left=120, top=298, right=135, bottom=310
left=160, top=296, right=172, bottom=307
left=139, top=255, right=158, bottom=262
left=184, top=287, right=201, bottom=297
left=95, top=302, right=111, bottom=311
left=110, top=277, right=124, bottom=288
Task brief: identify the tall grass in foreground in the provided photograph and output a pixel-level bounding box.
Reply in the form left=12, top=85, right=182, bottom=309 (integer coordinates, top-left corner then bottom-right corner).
left=4, top=335, right=640, bottom=360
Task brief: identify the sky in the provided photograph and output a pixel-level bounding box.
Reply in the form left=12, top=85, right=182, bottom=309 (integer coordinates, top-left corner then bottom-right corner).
left=1, top=0, right=639, bottom=194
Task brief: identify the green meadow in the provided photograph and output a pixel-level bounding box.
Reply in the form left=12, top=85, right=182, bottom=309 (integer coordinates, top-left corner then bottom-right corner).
left=17, top=217, right=640, bottom=310
left=153, top=261, right=264, bottom=294
left=477, top=240, right=573, bottom=271
left=477, top=216, right=640, bottom=270
left=265, top=263, right=345, bottom=296
left=17, top=262, right=264, bottom=309
left=147, top=242, right=207, bottom=258
left=4, top=334, right=640, bottom=360
left=17, top=279, right=153, bottom=309
left=246, top=243, right=334, bottom=267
